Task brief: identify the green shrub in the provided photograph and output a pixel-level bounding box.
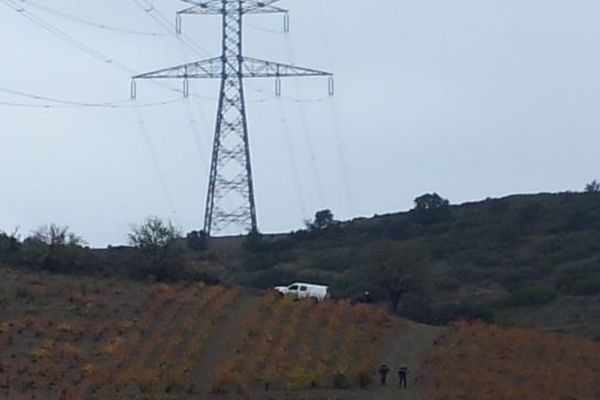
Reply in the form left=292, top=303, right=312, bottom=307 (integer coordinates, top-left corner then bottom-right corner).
left=234, top=268, right=299, bottom=289
left=505, top=286, right=557, bottom=307
left=556, top=266, right=600, bottom=296
left=186, top=230, right=208, bottom=252
left=310, top=249, right=356, bottom=272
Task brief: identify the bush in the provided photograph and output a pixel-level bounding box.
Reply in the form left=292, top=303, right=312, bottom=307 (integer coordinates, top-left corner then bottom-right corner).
left=556, top=266, right=600, bottom=296
left=517, top=203, right=544, bottom=226
left=397, top=293, right=434, bottom=323
left=128, top=217, right=185, bottom=281
left=0, top=231, right=20, bottom=264
left=234, top=268, right=299, bottom=289
left=241, top=252, right=295, bottom=272
left=310, top=249, right=356, bottom=272
left=242, top=233, right=294, bottom=253
left=432, top=302, right=495, bottom=325
left=504, top=286, right=557, bottom=307
left=19, top=225, right=90, bottom=274
left=186, top=230, right=208, bottom=252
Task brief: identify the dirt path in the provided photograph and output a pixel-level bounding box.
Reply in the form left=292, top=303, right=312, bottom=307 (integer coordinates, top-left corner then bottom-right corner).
left=371, top=320, right=442, bottom=400
left=194, top=292, right=261, bottom=394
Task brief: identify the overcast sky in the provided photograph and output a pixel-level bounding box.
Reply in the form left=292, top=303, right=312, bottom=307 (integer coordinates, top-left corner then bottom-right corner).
left=1, top=0, right=599, bottom=246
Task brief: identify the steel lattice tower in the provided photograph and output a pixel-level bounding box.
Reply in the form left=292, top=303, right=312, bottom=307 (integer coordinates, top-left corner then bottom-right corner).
left=133, top=0, right=333, bottom=236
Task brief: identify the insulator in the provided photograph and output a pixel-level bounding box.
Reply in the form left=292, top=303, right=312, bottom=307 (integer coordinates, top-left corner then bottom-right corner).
left=130, top=80, right=137, bottom=100
left=176, top=14, right=182, bottom=35
left=275, top=78, right=282, bottom=96
left=183, top=79, right=190, bottom=98
left=283, top=13, right=290, bottom=33
left=328, top=76, right=335, bottom=96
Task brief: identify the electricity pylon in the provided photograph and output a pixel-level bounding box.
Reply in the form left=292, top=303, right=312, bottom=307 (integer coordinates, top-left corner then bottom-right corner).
left=133, top=0, right=333, bottom=236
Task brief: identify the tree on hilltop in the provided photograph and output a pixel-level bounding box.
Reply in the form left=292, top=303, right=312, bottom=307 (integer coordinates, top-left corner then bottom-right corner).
left=584, top=180, right=600, bottom=193
left=411, top=193, right=451, bottom=224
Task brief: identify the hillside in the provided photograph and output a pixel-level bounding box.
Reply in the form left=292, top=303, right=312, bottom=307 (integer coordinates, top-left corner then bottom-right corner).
left=0, top=266, right=440, bottom=399
left=3, top=190, right=600, bottom=340
left=2, top=266, right=600, bottom=400
left=190, top=192, right=600, bottom=338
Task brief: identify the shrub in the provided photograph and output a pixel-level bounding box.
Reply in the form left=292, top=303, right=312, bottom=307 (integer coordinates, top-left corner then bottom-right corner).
left=432, top=302, right=495, bottom=325
left=186, top=230, right=208, bottom=252
left=556, top=266, right=600, bottom=296
left=242, top=233, right=294, bottom=253
left=517, top=203, right=543, bottom=226
left=234, top=268, right=299, bottom=289
left=504, top=286, right=557, bottom=307
left=128, top=217, right=185, bottom=281
left=397, top=293, right=434, bottom=323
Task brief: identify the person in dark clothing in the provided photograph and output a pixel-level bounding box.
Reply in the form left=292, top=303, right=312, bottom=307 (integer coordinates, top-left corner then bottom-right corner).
left=398, top=366, right=408, bottom=388
left=378, top=364, right=390, bottom=386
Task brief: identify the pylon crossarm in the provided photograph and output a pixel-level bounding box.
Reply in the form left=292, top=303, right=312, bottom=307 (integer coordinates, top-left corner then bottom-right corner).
left=244, top=5, right=287, bottom=14
left=133, top=57, right=222, bottom=79
left=179, top=4, right=286, bottom=15
left=178, top=4, right=222, bottom=15
left=179, top=0, right=283, bottom=14
left=242, top=57, right=332, bottom=78
left=134, top=57, right=332, bottom=80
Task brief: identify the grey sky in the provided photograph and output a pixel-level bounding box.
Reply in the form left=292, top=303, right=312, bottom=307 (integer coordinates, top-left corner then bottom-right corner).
left=1, top=0, right=599, bottom=246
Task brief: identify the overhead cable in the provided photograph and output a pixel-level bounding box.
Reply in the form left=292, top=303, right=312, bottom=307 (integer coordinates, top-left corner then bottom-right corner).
left=130, top=0, right=210, bottom=57
left=16, top=0, right=163, bottom=36
left=1, top=0, right=134, bottom=75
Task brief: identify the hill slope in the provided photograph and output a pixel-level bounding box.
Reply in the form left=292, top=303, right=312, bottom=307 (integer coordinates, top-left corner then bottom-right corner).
left=191, top=192, right=600, bottom=337
left=0, top=266, right=439, bottom=400
left=2, top=266, right=600, bottom=400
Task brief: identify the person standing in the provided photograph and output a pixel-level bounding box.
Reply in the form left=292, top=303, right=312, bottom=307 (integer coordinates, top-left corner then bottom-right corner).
left=398, top=366, right=408, bottom=388
left=378, top=364, right=390, bottom=386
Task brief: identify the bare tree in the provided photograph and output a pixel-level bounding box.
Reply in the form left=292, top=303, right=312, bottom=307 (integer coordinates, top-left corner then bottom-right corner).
left=129, top=217, right=184, bottom=281
left=585, top=180, right=600, bottom=193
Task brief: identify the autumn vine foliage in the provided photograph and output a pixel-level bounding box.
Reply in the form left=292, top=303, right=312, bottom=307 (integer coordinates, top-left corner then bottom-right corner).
left=0, top=265, right=394, bottom=399
left=422, top=321, right=600, bottom=400
left=0, top=281, right=238, bottom=400
left=210, top=292, right=390, bottom=393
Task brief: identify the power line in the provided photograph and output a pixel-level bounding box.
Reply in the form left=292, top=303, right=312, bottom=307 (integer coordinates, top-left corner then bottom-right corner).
left=130, top=0, right=210, bottom=57
left=17, top=0, right=163, bottom=37
left=1, top=0, right=134, bottom=75
left=132, top=103, right=180, bottom=220
left=0, top=98, right=185, bottom=109
left=276, top=97, right=308, bottom=218
left=0, top=85, right=184, bottom=108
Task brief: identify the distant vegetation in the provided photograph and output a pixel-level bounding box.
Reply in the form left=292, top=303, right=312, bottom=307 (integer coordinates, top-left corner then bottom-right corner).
left=3, top=186, right=600, bottom=336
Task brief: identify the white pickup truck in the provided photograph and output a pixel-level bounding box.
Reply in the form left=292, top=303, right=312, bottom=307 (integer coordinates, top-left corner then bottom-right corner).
left=274, top=282, right=330, bottom=301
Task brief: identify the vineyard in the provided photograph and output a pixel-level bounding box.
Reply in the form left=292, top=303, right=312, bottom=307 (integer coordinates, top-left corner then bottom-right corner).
left=210, top=292, right=390, bottom=393
left=7, top=264, right=600, bottom=400
left=422, top=320, right=600, bottom=400
left=0, top=268, right=394, bottom=399
left=0, top=277, right=240, bottom=400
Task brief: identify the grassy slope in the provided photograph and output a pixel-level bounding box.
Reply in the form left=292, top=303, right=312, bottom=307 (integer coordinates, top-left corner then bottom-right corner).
left=195, top=192, right=600, bottom=337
